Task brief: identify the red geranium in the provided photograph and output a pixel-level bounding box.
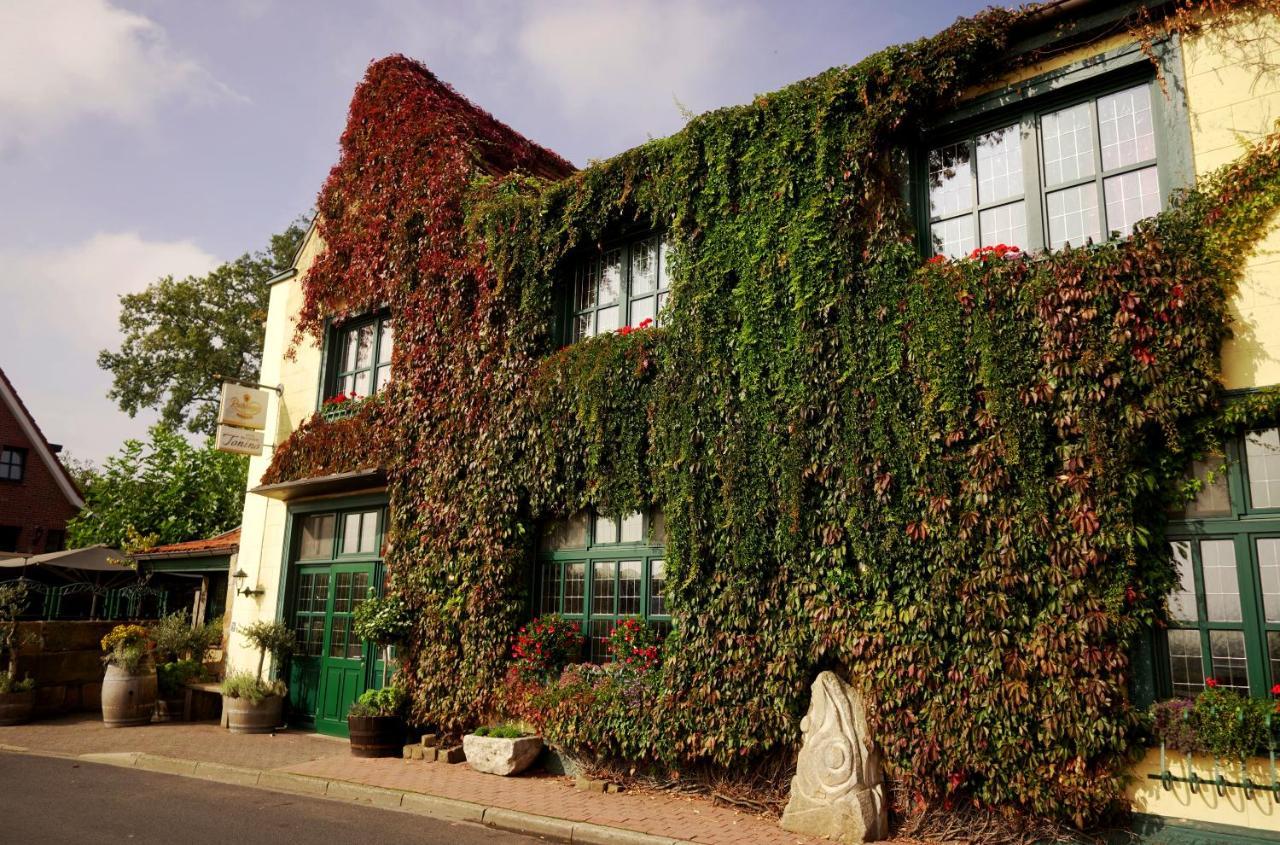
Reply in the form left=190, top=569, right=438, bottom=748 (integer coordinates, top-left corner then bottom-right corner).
left=1205, top=677, right=1218, bottom=688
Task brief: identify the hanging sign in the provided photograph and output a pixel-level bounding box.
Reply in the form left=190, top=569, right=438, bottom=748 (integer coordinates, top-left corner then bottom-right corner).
left=216, top=424, right=265, bottom=457
left=217, top=383, right=269, bottom=430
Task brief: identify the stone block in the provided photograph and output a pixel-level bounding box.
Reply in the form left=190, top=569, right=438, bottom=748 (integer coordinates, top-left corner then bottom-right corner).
left=482, top=808, right=574, bottom=841
left=440, top=745, right=465, bottom=764
left=258, top=771, right=329, bottom=796
left=33, top=685, right=66, bottom=714
left=576, top=775, right=607, bottom=793
left=605, top=782, right=623, bottom=794
left=422, top=746, right=438, bottom=762
left=780, top=671, right=887, bottom=844
left=62, top=684, right=82, bottom=711
left=80, top=682, right=102, bottom=710
left=539, top=746, right=581, bottom=777
left=571, top=822, right=676, bottom=845
left=463, top=734, right=542, bottom=776
left=403, top=745, right=415, bottom=760
left=326, top=780, right=404, bottom=808
left=419, top=732, right=438, bottom=748
left=399, top=792, right=484, bottom=823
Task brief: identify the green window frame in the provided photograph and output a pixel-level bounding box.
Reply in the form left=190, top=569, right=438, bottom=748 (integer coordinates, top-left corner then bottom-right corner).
left=322, top=313, right=393, bottom=404
left=1161, top=426, right=1280, bottom=699
left=535, top=509, right=669, bottom=663
left=916, top=46, right=1190, bottom=258
left=561, top=234, right=671, bottom=344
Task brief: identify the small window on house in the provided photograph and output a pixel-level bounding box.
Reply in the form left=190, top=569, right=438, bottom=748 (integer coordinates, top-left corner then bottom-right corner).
left=340, top=510, right=380, bottom=556
left=565, top=235, right=672, bottom=343
left=298, top=513, right=336, bottom=559
left=325, top=314, right=393, bottom=403
left=1245, top=428, right=1280, bottom=510
left=0, top=447, right=26, bottom=481
left=44, top=529, right=65, bottom=553
left=923, top=80, right=1166, bottom=256
left=0, top=526, right=18, bottom=553
left=536, top=508, right=670, bottom=663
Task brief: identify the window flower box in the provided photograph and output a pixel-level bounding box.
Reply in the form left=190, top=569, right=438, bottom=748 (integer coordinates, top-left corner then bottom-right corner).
left=320, top=393, right=362, bottom=423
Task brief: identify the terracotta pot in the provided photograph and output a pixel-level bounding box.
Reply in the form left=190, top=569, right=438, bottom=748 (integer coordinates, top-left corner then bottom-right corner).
left=0, top=689, right=35, bottom=726
left=348, top=715, right=404, bottom=757
left=153, top=697, right=186, bottom=723
left=223, top=693, right=283, bottom=734
left=102, top=662, right=157, bottom=728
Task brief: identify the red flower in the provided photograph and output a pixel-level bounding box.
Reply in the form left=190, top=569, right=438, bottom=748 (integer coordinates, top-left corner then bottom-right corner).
left=618, top=325, right=633, bottom=336
left=638, top=318, right=655, bottom=329
left=1206, top=677, right=1218, bottom=688
left=927, top=254, right=947, bottom=265
left=1271, top=683, right=1280, bottom=696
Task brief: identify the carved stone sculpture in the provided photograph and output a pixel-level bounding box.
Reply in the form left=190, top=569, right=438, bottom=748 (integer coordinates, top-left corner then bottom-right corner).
left=780, top=671, right=888, bottom=844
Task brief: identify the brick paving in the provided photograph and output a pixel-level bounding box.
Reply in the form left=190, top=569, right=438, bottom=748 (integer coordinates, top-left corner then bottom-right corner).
left=0, top=715, right=822, bottom=845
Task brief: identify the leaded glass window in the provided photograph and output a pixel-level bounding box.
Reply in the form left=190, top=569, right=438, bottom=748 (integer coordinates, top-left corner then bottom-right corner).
left=565, top=235, right=673, bottom=343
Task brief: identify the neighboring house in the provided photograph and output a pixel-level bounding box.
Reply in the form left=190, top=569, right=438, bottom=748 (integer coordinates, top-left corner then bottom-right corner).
left=228, top=3, right=1280, bottom=840
left=0, top=368, right=82, bottom=556
left=132, top=527, right=238, bottom=631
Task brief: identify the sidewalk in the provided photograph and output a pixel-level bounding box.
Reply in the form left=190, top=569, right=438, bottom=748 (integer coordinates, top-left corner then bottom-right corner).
left=0, top=715, right=822, bottom=845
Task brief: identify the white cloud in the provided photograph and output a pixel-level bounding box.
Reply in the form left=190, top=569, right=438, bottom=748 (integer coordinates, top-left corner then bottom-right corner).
left=516, top=0, right=758, bottom=144
left=0, top=0, right=238, bottom=152
left=0, top=233, right=219, bottom=462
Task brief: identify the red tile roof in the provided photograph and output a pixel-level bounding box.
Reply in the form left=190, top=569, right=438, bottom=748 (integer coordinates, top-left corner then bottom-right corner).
left=137, top=527, right=240, bottom=558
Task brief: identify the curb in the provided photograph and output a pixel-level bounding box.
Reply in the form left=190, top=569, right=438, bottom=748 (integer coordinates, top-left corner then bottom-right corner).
left=0, top=746, right=694, bottom=845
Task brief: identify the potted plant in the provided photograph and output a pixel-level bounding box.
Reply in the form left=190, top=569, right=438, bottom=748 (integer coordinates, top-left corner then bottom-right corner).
left=149, top=611, right=221, bottom=722
left=0, top=582, right=35, bottom=726
left=347, top=686, right=407, bottom=757
left=100, top=623, right=157, bottom=727
left=463, top=723, right=543, bottom=776
left=222, top=620, right=294, bottom=734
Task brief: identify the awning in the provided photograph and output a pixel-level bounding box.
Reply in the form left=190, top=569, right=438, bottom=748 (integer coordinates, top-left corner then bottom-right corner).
left=249, top=468, right=386, bottom=501
left=0, top=545, right=127, bottom=572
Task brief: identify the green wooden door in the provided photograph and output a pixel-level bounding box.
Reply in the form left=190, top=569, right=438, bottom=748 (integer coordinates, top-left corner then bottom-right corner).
left=287, top=568, right=329, bottom=729
left=314, top=566, right=372, bottom=737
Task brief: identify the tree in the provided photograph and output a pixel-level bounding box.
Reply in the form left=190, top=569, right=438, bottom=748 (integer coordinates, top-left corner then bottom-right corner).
left=66, top=426, right=247, bottom=550
left=98, top=218, right=309, bottom=435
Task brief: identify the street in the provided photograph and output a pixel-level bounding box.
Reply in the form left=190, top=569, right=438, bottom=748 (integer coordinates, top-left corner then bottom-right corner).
left=0, top=754, right=544, bottom=844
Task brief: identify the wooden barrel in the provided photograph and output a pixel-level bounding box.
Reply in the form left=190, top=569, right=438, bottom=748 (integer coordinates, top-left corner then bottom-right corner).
left=102, top=663, right=157, bottom=727
left=348, top=715, right=404, bottom=757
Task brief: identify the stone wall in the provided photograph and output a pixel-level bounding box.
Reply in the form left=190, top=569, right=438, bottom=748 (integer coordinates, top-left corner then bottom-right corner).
left=12, top=621, right=115, bottom=716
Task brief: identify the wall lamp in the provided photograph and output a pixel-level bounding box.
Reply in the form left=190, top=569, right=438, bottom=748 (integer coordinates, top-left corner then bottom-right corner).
left=232, top=568, right=265, bottom=598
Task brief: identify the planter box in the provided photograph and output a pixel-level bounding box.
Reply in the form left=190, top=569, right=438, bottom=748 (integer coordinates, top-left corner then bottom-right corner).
left=463, top=734, right=543, bottom=776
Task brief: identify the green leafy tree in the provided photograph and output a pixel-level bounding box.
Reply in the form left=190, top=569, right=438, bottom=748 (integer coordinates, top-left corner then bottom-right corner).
left=98, top=218, right=309, bottom=435
left=66, top=426, right=247, bottom=549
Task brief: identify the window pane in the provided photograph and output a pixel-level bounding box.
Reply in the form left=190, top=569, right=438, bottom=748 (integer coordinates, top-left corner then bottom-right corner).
left=658, top=238, right=672, bottom=290
left=329, top=616, right=348, bottom=658
left=1167, top=629, right=1204, bottom=698
left=618, top=560, right=642, bottom=615
left=1209, top=630, right=1249, bottom=691
left=341, top=374, right=356, bottom=396
left=573, top=313, right=593, bottom=342
left=355, top=324, right=375, bottom=368
left=631, top=237, right=658, bottom=294
left=928, top=142, right=972, bottom=218
left=1181, top=454, right=1232, bottom=517
left=599, top=250, right=622, bottom=305
left=1246, top=428, right=1280, bottom=509
left=564, top=562, right=585, bottom=615
left=1041, top=102, right=1095, bottom=185
left=595, top=515, right=619, bottom=544
left=976, top=125, right=1023, bottom=205
left=1269, top=632, right=1280, bottom=691
left=1098, top=85, right=1156, bottom=171
left=309, top=617, right=324, bottom=656
left=360, top=511, right=378, bottom=554
left=1202, top=539, right=1241, bottom=622
left=297, top=573, right=314, bottom=612
left=1046, top=184, right=1100, bottom=249
left=540, top=562, right=560, bottom=616
left=978, top=202, right=1027, bottom=250
left=656, top=292, right=669, bottom=324
left=649, top=559, right=667, bottom=616
left=342, top=513, right=363, bottom=555
left=596, top=306, right=620, bottom=334
left=593, top=561, right=616, bottom=615
left=589, top=619, right=613, bottom=663
left=333, top=572, right=352, bottom=613
left=1103, top=166, right=1160, bottom=238
left=375, top=365, right=392, bottom=392
left=1167, top=541, right=1198, bottom=622
left=300, top=514, right=335, bottom=560
left=576, top=262, right=597, bottom=311
left=619, top=512, right=644, bottom=544
left=630, top=296, right=655, bottom=328
left=352, top=369, right=371, bottom=398
left=1258, top=538, right=1280, bottom=623
left=930, top=216, right=975, bottom=259
left=352, top=572, right=369, bottom=606
left=313, top=575, right=329, bottom=606
left=377, top=321, right=393, bottom=365
left=649, top=509, right=666, bottom=546
left=541, top=512, right=589, bottom=551
left=343, top=327, right=360, bottom=370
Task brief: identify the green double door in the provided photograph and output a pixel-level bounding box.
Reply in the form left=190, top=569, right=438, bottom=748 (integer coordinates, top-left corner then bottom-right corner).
left=288, top=564, right=374, bottom=737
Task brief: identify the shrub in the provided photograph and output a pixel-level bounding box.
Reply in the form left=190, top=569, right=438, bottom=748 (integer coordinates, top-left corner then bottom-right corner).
left=352, top=593, right=412, bottom=645
left=238, top=620, right=294, bottom=683
left=150, top=612, right=198, bottom=663
left=511, top=615, right=582, bottom=681
left=1192, top=685, right=1275, bottom=761
left=157, top=659, right=206, bottom=697
left=1150, top=698, right=1200, bottom=755
left=473, top=723, right=527, bottom=738
left=348, top=685, right=406, bottom=718
left=101, top=624, right=152, bottom=673
left=607, top=619, right=662, bottom=669
left=221, top=669, right=285, bottom=704
left=101, top=624, right=148, bottom=653
left=0, top=674, right=34, bottom=694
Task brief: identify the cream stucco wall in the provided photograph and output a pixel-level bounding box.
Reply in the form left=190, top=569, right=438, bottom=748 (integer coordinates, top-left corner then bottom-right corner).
left=1184, top=16, right=1280, bottom=391
left=225, top=226, right=324, bottom=675
left=1129, top=747, right=1280, bottom=834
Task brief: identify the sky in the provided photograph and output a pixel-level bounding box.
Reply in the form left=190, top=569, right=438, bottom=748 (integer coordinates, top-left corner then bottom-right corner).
left=0, top=0, right=992, bottom=465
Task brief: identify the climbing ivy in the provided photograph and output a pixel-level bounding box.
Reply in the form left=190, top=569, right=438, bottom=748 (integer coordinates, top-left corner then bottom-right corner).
left=268, top=3, right=1280, bottom=827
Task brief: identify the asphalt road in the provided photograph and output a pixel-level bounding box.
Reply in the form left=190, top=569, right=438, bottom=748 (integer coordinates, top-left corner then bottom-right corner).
left=0, top=753, right=545, bottom=844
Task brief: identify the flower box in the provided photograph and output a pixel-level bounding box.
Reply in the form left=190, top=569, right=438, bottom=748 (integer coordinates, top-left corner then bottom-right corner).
left=462, top=733, right=543, bottom=776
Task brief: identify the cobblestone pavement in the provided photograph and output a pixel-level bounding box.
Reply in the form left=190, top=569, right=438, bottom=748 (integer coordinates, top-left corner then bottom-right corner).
left=1, top=715, right=822, bottom=845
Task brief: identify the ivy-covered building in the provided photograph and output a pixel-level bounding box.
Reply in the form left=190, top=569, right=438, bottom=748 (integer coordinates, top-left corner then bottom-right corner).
left=227, top=1, right=1280, bottom=840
